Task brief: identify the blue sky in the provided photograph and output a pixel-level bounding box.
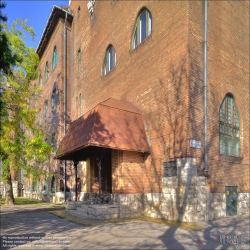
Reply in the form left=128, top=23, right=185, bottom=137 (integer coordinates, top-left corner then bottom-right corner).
left=4, top=0, right=69, bottom=50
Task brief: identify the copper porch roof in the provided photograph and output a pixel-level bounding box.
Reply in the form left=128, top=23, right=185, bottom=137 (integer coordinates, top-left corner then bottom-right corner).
left=55, top=98, right=150, bottom=160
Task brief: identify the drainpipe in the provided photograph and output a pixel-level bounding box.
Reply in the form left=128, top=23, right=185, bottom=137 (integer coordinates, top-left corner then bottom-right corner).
left=204, top=0, right=210, bottom=220
left=204, top=0, right=208, bottom=174
left=63, top=11, right=68, bottom=202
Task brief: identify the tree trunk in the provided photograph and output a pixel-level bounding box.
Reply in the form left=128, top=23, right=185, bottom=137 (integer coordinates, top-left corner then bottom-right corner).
left=5, top=170, right=15, bottom=205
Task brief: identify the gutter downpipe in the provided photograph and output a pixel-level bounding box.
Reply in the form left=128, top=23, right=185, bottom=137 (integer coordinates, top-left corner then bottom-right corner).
left=63, top=11, right=68, bottom=202
left=204, top=0, right=210, bottom=220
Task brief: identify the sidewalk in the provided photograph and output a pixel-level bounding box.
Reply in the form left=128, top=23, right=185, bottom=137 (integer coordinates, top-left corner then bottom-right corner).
left=1, top=204, right=249, bottom=249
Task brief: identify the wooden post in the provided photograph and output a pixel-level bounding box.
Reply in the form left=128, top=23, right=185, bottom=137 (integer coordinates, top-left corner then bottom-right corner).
left=73, top=161, right=79, bottom=201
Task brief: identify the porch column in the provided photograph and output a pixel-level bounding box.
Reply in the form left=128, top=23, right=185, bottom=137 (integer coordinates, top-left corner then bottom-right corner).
left=73, top=161, right=79, bottom=201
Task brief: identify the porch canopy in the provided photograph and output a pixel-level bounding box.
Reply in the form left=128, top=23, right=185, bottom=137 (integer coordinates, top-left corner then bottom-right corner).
left=55, top=98, right=150, bottom=161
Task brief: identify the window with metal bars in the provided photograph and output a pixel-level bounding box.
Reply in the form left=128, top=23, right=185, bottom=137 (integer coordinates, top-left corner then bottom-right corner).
left=219, top=95, right=240, bottom=157
left=132, top=9, right=152, bottom=49
left=103, top=45, right=116, bottom=76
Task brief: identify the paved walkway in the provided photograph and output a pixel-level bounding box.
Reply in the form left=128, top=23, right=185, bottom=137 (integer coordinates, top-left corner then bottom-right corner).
left=0, top=205, right=249, bottom=250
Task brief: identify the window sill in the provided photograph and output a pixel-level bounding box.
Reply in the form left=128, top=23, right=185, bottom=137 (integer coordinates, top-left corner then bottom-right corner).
left=130, top=35, right=152, bottom=55
left=219, top=154, right=242, bottom=163
left=102, top=66, right=116, bottom=79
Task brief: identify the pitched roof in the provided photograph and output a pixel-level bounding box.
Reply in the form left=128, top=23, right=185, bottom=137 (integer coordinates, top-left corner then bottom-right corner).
left=36, top=5, right=73, bottom=58
left=55, top=98, right=150, bottom=160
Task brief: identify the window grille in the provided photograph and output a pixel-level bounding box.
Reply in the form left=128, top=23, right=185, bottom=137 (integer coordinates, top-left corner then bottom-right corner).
left=219, top=95, right=240, bottom=157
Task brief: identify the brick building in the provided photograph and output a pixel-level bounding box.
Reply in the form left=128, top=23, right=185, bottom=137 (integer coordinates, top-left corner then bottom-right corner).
left=26, top=1, right=249, bottom=221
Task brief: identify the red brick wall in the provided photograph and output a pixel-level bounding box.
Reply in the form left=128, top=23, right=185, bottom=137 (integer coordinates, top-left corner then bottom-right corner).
left=67, top=0, right=249, bottom=194
left=34, top=17, right=72, bottom=191
left=206, top=1, right=249, bottom=193
left=34, top=1, right=249, bottom=195
left=69, top=1, right=190, bottom=193
left=185, top=1, right=249, bottom=193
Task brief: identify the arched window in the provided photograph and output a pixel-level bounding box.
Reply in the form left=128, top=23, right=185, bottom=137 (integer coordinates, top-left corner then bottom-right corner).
left=79, top=93, right=82, bottom=116
left=45, top=62, right=49, bottom=81
left=52, top=47, right=58, bottom=69
left=45, top=101, right=49, bottom=118
left=39, top=74, right=42, bottom=88
left=103, top=45, right=116, bottom=76
left=76, top=96, right=78, bottom=118
left=51, top=176, right=55, bottom=193
left=219, top=95, right=240, bottom=157
left=77, top=49, right=81, bottom=74
left=51, top=88, right=58, bottom=112
left=77, top=6, right=81, bottom=17
left=132, top=9, right=152, bottom=49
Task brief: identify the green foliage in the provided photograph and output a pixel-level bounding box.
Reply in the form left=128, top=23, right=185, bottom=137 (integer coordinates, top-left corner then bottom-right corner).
left=0, top=2, right=21, bottom=73
left=0, top=197, right=49, bottom=206
left=0, top=18, right=52, bottom=184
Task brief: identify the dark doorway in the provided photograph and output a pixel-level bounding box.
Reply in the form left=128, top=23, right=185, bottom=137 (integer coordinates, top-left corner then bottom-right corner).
left=225, top=186, right=238, bottom=216
left=93, top=148, right=112, bottom=194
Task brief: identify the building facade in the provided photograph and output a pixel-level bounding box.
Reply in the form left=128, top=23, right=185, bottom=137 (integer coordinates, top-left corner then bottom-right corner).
left=25, top=1, right=249, bottom=221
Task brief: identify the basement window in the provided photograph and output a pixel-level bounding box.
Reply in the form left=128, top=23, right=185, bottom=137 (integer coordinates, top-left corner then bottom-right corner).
left=163, top=161, right=177, bottom=177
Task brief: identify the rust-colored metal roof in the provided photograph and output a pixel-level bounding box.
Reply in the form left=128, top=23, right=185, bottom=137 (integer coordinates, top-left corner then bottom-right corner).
left=55, top=98, right=150, bottom=160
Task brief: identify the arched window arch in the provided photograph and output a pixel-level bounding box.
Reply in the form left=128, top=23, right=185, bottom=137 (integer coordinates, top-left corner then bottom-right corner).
left=51, top=176, right=55, bottom=193
left=132, top=8, right=152, bottom=49
left=52, top=47, right=58, bottom=69
left=219, top=94, right=240, bottom=157
left=45, top=62, right=49, bottom=81
left=103, top=45, right=116, bottom=76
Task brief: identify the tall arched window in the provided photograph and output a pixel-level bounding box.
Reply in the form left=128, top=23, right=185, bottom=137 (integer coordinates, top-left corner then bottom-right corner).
left=219, top=95, right=240, bottom=157
left=45, top=62, right=49, bottom=81
left=77, top=49, right=81, bottom=74
left=132, top=9, right=152, bottom=49
left=103, top=45, right=116, bottom=76
left=39, top=74, right=42, bottom=88
left=51, top=176, right=55, bottom=193
left=52, top=47, right=58, bottom=69
left=79, top=93, right=82, bottom=116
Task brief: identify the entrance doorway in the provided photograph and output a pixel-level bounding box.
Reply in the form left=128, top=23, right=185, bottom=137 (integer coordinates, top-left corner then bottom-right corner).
left=225, top=186, right=238, bottom=216
left=92, top=148, right=112, bottom=194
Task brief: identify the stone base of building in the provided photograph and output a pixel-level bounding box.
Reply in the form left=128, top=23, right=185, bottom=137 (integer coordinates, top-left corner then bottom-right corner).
left=18, top=157, right=250, bottom=222
left=209, top=192, right=250, bottom=219
left=23, top=191, right=71, bottom=203
left=66, top=193, right=144, bottom=219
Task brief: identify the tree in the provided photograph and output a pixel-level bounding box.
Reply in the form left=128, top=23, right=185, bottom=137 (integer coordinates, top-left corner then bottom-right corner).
left=0, top=2, right=20, bottom=73
left=0, top=18, right=52, bottom=205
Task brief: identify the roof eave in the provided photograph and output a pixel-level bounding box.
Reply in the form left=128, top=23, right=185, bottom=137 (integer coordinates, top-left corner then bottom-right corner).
left=36, top=5, right=73, bottom=58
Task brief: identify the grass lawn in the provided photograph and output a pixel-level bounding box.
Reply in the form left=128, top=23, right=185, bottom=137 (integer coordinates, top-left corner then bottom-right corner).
left=0, top=197, right=52, bottom=206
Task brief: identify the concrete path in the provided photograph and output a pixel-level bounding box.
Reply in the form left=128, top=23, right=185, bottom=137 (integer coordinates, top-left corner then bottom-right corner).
left=0, top=205, right=249, bottom=250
